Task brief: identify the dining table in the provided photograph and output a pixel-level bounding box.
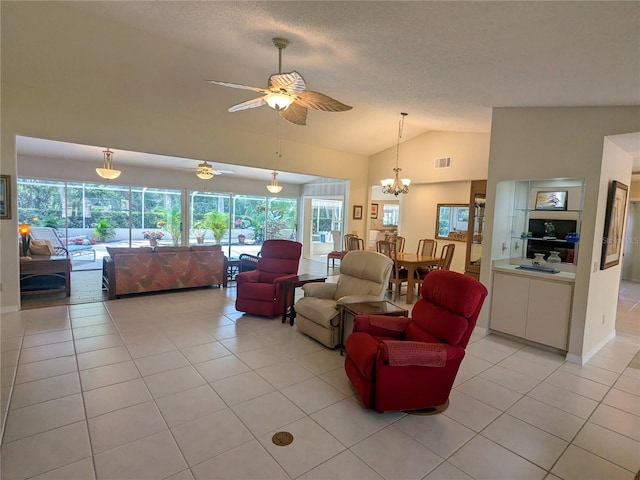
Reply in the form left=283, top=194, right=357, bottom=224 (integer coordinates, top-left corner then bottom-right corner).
left=394, top=252, right=440, bottom=303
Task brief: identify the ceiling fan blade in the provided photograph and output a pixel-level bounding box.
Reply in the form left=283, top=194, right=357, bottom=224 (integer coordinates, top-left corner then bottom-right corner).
left=296, top=91, right=353, bottom=112
left=228, top=96, right=268, bottom=112
left=279, top=102, right=307, bottom=126
left=269, top=71, right=306, bottom=94
left=207, top=80, right=267, bottom=94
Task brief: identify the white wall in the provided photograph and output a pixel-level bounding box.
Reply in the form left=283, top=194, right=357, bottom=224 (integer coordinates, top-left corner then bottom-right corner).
left=18, top=155, right=304, bottom=198
left=368, top=131, right=490, bottom=187
left=0, top=82, right=369, bottom=311
left=399, top=181, right=471, bottom=273
left=481, top=106, right=639, bottom=362
left=581, top=139, right=633, bottom=357
left=367, top=130, right=490, bottom=268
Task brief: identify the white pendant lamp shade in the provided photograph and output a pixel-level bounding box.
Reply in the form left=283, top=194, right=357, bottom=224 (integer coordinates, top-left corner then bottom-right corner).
left=381, top=113, right=410, bottom=196
left=196, top=161, right=216, bottom=180
left=265, top=93, right=294, bottom=111
left=96, top=148, right=121, bottom=180
left=266, top=171, right=283, bottom=193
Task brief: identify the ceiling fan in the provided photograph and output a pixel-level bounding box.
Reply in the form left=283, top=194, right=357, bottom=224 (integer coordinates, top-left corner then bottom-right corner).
left=207, top=38, right=352, bottom=126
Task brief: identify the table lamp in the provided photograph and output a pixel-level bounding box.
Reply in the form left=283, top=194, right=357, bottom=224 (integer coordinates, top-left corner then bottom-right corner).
left=18, top=223, right=31, bottom=256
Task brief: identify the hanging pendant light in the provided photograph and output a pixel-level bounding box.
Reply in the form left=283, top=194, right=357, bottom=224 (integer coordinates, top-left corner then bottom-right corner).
left=196, top=161, right=216, bottom=180
left=266, top=171, right=283, bottom=194
left=381, top=113, right=410, bottom=196
left=96, top=148, right=121, bottom=180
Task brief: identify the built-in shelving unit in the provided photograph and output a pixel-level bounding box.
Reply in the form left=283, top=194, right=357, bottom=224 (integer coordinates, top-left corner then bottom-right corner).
left=507, top=178, right=585, bottom=265
left=489, top=177, right=586, bottom=352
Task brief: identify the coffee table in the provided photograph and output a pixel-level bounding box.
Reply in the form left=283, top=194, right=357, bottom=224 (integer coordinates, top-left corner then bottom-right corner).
left=281, top=274, right=327, bottom=326
left=340, top=301, right=408, bottom=353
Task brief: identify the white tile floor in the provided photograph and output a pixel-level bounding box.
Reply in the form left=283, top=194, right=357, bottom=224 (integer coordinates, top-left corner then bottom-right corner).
left=1, top=259, right=639, bottom=479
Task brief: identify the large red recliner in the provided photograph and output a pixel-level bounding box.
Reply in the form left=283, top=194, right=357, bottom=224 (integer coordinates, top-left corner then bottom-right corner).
left=235, top=239, right=302, bottom=317
left=344, top=270, right=488, bottom=413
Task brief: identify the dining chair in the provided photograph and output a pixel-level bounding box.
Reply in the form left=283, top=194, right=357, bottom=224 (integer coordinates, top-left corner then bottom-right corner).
left=393, top=236, right=405, bottom=253
left=347, top=235, right=365, bottom=251
left=417, top=243, right=456, bottom=291
left=327, top=230, right=346, bottom=274
left=415, top=238, right=438, bottom=278
left=377, top=240, right=409, bottom=301
left=417, top=238, right=437, bottom=256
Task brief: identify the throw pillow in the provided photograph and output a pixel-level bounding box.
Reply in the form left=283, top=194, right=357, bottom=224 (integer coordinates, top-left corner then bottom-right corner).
left=28, top=239, right=55, bottom=256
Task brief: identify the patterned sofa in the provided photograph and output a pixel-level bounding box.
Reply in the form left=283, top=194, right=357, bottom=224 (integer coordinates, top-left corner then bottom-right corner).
left=102, top=245, right=227, bottom=299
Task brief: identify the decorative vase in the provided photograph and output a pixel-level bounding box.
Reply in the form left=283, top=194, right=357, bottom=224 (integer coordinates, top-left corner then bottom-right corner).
left=238, top=235, right=245, bottom=244
left=547, top=251, right=561, bottom=264
left=149, top=238, right=158, bottom=247
left=532, top=253, right=545, bottom=267
left=196, top=236, right=205, bottom=244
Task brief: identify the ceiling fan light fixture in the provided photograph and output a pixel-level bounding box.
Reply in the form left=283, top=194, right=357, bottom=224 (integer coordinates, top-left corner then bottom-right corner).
left=266, top=171, right=283, bottom=194
left=381, top=113, right=410, bottom=196
left=196, top=161, right=216, bottom=180
left=96, top=148, right=121, bottom=180
left=265, top=92, right=294, bottom=111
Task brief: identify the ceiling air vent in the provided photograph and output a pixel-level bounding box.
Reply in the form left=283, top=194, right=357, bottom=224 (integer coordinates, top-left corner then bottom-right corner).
left=435, top=157, right=452, bottom=169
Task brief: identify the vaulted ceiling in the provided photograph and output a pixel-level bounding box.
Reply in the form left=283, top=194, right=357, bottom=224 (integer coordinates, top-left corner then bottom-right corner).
left=3, top=1, right=639, bottom=170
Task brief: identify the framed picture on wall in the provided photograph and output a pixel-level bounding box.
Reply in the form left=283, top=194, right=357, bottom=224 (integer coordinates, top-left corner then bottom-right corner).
left=534, top=191, right=567, bottom=210
left=353, top=205, right=363, bottom=220
left=370, top=203, right=379, bottom=219
left=600, top=180, right=628, bottom=270
left=0, top=175, right=11, bottom=220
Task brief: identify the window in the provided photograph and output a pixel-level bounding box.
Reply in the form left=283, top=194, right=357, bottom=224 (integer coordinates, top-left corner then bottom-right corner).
left=382, top=204, right=399, bottom=226
left=436, top=204, right=469, bottom=240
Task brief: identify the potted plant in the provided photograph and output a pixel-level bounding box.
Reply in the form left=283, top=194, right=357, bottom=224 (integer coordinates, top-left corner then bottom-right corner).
left=142, top=230, right=164, bottom=246
left=203, top=210, right=229, bottom=244
left=238, top=233, right=246, bottom=244
left=153, top=206, right=181, bottom=246
left=93, top=218, right=115, bottom=243
left=192, top=221, right=207, bottom=244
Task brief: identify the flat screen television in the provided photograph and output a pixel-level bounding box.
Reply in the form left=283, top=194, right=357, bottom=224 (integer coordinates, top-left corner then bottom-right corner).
left=528, top=219, right=577, bottom=240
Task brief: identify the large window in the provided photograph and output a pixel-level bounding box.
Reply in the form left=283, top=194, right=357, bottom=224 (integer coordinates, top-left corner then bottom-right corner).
left=18, top=178, right=298, bottom=263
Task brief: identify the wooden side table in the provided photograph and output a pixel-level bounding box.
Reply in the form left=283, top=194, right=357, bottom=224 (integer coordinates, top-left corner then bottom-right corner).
left=20, top=256, right=71, bottom=297
left=281, top=274, right=327, bottom=325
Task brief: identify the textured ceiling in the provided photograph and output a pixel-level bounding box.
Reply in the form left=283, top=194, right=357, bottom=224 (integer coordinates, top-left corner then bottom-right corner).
left=3, top=1, right=640, bottom=169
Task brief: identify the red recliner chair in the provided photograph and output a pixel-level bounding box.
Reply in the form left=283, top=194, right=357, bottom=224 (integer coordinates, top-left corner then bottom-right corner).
left=344, top=270, right=488, bottom=413
left=235, top=239, right=302, bottom=317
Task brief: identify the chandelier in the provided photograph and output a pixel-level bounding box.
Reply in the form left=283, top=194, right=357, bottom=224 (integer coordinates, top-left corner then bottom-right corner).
left=196, top=161, right=217, bottom=180
left=381, top=113, right=410, bottom=196
left=266, top=171, right=283, bottom=194
left=96, top=148, right=121, bottom=180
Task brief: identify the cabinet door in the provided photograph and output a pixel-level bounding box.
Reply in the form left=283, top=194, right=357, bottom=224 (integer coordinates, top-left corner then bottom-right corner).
left=490, top=273, right=528, bottom=337
left=525, top=279, right=572, bottom=350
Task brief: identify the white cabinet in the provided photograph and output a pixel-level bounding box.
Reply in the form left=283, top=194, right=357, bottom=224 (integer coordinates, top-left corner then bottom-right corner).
left=490, top=271, right=573, bottom=350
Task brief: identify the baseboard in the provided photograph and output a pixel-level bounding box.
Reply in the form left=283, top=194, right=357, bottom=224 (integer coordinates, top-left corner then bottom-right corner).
left=565, top=330, right=616, bottom=365
left=473, top=325, right=490, bottom=337
left=1, top=305, right=20, bottom=314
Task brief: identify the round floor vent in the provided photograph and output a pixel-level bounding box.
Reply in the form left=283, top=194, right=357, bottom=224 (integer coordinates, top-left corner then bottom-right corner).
left=272, top=431, right=294, bottom=446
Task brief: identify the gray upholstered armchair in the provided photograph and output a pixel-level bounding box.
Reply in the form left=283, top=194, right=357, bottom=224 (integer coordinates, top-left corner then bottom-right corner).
left=295, top=250, right=393, bottom=348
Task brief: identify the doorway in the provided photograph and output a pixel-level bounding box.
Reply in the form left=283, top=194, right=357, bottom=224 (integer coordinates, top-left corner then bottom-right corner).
left=622, top=201, right=639, bottom=282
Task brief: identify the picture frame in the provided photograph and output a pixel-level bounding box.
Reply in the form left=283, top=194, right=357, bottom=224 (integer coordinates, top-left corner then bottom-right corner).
left=353, top=205, right=363, bottom=220
left=0, top=175, right=11, bottom=220
left=370, top=203, right=379, bottom=219
left=600, top=180, right=628, bottom=270
left=534, top=191, right=567, bottom=211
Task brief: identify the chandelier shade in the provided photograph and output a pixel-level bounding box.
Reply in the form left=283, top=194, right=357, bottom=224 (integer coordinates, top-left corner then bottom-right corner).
left=96, top=149, right=121, bottom=180
left=266, top=171, right=283, bottom=193
left=381, top=113, right=410, bottom=196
